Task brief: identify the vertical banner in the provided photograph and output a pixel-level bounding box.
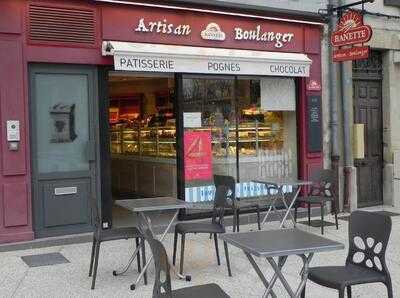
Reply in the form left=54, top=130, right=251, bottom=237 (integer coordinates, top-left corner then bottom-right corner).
left=184, top=131, right=212, bottom=181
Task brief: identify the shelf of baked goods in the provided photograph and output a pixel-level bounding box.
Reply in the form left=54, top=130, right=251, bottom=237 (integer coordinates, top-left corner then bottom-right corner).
left=110, top=125, right=176, bottom=157
left=110, top=121, right=284, bottom=158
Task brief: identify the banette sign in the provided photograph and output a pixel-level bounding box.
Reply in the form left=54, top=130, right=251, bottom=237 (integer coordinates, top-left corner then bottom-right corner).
left=331, top=10, right=372, bottom=62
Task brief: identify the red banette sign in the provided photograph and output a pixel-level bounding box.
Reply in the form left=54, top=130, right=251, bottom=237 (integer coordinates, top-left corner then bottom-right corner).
left=331, top=10, right=372, bottom=62
left=331, top=11, right=372, bottom=47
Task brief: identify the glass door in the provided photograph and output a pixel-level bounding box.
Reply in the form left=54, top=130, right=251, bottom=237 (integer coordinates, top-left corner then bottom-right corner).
left=181, top=75, right=236, bottom=207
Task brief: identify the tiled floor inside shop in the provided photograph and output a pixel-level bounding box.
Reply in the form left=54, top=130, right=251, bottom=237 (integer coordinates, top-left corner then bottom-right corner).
left=0, top=205, right=399, bottom=297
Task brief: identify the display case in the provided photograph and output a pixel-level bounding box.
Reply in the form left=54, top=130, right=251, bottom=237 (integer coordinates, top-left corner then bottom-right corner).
left=110, top=126, right=176, bottom=157
left=111, top=121, right=283, bottom=158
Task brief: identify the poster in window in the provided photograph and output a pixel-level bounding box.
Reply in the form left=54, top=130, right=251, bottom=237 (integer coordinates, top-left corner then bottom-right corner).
left=184, top=131, right=212, bottom=181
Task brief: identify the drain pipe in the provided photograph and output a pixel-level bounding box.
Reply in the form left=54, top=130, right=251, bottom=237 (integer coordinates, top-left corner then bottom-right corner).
left=338, top=0, right=357, bottom=211
left=328, top=0, right=341, bottom=210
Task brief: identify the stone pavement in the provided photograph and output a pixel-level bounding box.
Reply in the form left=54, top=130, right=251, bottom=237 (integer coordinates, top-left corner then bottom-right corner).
left=0, top=205, right=399, bottom=298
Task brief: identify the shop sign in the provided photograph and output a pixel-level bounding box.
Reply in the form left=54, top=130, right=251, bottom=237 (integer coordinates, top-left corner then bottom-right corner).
left=102, top=6, right=305, bottom=52
left=306, top=79, right=322, bottom=91
left=332, top=46, right=369, bottom=62
left=184, top=131, right=212, bottom=181
left=331, top=10, right=372, bottom=62
left=114, top=54, right=310, bottom=77
left=134, top=18, right=191, bottom=36
left=331, top=11, right=372, bottom=47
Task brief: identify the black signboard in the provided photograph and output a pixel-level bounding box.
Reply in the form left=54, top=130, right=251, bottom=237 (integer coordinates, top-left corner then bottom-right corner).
left=307, top=95, right=322, bottom=152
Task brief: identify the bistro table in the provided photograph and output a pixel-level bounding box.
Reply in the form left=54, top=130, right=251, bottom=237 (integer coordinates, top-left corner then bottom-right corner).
left=220, top=229, right=344, bottom=298
left=114, top=197, right=189, bottom=290
left=253, top=178, right=313, bottom=228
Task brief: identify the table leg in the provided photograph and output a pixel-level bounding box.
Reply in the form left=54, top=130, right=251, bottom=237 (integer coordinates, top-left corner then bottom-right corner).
left=294, top=254, right=313, bottom=297
left=279, top=187, right=301, bottom=229
left=261, top=193, right=285, bottom=226
left=245, top=252, right=277, bottom=298
left=266, top=253, right=313, bottom=298
left=112, top=244, right=141, bottom=276
left=263, top=256, right=287, bottom=298
left=131, top=210, right=190, bottom=290
left=266, top=257, right=296, bottom=297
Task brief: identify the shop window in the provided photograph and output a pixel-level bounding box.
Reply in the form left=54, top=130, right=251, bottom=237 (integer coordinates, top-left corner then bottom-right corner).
left=183, top=76, right=298, bottom=204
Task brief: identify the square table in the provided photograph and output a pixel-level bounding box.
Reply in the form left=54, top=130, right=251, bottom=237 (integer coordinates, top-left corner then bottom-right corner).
left=253, top=178, right=313, bottom=228
left=114, top=197, right=189, bottom=290
left=220, top=229, right=344, bottom=298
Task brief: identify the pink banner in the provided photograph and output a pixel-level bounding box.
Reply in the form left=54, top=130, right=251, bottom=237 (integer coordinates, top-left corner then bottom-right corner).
left=184, top=131, right=212, bottom=181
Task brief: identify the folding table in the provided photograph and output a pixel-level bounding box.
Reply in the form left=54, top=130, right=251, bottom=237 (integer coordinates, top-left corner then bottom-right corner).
left=220, top=229, right=344, bottom=298
left=114, top=197, right=189, bottom=290
left=254, top=179, right=312, bottom=228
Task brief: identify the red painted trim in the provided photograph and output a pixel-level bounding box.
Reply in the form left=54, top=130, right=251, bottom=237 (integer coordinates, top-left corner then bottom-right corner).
left=0, top=0, right=323, bottom=244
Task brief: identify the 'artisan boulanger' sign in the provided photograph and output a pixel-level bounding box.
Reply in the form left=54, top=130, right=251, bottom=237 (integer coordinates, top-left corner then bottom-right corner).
left=331, top=10, right=372, bottom=62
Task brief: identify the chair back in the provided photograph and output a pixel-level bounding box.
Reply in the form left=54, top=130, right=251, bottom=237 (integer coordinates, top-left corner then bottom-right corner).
left=141, top=227, right=173, bottom=298
left=214, top=174, right=236, bottom=203
left=346, top=211, right=392, bottom=276
left=309, top=169, right=336, bottom=197
left=211, top=185, right=230, bottom=228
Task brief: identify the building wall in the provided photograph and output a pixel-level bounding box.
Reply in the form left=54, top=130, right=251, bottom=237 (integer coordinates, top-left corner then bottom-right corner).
left=0, top=0, right=326, bottom=243
left=341, top=0, right=400, bottom=207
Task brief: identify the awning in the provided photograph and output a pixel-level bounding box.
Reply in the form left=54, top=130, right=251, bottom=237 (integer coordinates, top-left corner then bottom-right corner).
left=102, top=41, right=312, bottom=77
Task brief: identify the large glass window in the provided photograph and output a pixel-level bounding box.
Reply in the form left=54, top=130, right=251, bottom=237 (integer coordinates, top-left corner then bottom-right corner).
left=182, top=76, right=236, bottom=203
left=182, top=76, right=298, bottom=204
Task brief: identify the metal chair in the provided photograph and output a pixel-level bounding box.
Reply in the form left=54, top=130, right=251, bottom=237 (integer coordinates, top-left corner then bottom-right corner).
left=302, top=211, right=393, bottom=298
left=172, top=185, right=232, bottom=277
left=294, top=169, right=339, bottom=234
left=143, top=227, right=230, bottom=298
left=88, top=197, right=147, bottom=289
left=214, top=174, right=261, bottom=232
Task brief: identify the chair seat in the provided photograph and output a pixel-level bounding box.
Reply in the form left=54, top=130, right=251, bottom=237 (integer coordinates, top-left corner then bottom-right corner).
left=98, top=226, right=142, bottom=242
left=161, top=283, right=230, bottom=298
left=308, top=264, right=386, bottom=289
left=297, top=195, right=333, bottom=204
left=175, top=222, right=225, bottom=234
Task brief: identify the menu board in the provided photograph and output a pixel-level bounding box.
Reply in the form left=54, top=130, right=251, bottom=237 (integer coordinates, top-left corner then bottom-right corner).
left=307, top=95, right=322, bottom=152
left=184, top=131, right=212, bottom=181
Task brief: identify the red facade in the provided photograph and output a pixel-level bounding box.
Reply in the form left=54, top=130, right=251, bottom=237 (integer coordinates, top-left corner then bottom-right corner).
left=0, top=0, right=323, bottom=243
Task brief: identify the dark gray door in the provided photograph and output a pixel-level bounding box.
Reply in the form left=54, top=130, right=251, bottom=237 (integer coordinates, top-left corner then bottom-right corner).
left=353, top=56, right=383, bottom=207
left=30, top=64, right=97, bottom=237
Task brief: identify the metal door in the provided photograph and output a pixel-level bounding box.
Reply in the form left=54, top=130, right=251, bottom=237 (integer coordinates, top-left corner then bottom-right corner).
left=30, top=64, right=98, bottom=237
left=353, top=52, right=383, bottom=207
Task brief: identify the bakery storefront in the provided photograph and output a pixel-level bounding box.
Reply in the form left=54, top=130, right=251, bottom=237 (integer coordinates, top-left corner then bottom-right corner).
left=100, top=3, right=324, bottom=225
left=0, top=0, right=324, bottom=242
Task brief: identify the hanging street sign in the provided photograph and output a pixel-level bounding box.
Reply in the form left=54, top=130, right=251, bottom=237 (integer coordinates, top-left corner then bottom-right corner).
left=331, top=10, right=372, bottom=62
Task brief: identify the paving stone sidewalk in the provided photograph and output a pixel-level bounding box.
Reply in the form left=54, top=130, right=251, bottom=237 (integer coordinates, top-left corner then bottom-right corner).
left=0, top=206, right=399, bottom=298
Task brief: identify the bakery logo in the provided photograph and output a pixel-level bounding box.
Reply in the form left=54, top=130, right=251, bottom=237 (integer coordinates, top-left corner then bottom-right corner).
left=201, top=23, right=226, bottom=41
left=307, top=80, right=322, bottom=91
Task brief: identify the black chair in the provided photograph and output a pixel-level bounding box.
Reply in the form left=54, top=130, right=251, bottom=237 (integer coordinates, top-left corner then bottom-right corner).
left=88, top=197, right=147, bottom=289
left=294, top=169, right=339, bottom=234
left=142, top=227, right=230, bottom=298
left=302, top=211, right=393, bottom=298
left=214, top=174, right=261, bottom=232
left=172, top=185, right=232, bottom=277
